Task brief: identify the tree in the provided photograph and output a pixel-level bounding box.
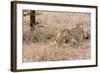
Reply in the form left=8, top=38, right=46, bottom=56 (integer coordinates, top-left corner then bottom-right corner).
left=30, top=10, right=35, bottom=31
left=30, top=10, right=43, bottom=31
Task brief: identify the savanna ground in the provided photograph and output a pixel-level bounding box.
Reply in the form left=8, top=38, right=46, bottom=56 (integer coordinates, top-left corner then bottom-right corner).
left=22, top=10, right=91, bottom=62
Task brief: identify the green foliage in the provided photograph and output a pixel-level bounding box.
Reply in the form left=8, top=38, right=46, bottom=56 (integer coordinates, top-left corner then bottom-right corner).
left=31, top=12, right=43, bottom=16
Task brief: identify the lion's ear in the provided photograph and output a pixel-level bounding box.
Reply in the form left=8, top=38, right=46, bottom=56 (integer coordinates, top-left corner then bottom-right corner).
left=83, top=31, right=90, bottom=40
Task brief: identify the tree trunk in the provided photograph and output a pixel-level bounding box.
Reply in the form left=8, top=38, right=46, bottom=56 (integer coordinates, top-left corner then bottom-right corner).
left=30, top=10, right=35, bottom=30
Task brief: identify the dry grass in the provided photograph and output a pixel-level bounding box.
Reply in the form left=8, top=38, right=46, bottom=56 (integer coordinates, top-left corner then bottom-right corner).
left=22, top=11, right=91, bottom=62
left=23, top=41, right=90, bottom=62
left=23, top=42, right=90, bottom=62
